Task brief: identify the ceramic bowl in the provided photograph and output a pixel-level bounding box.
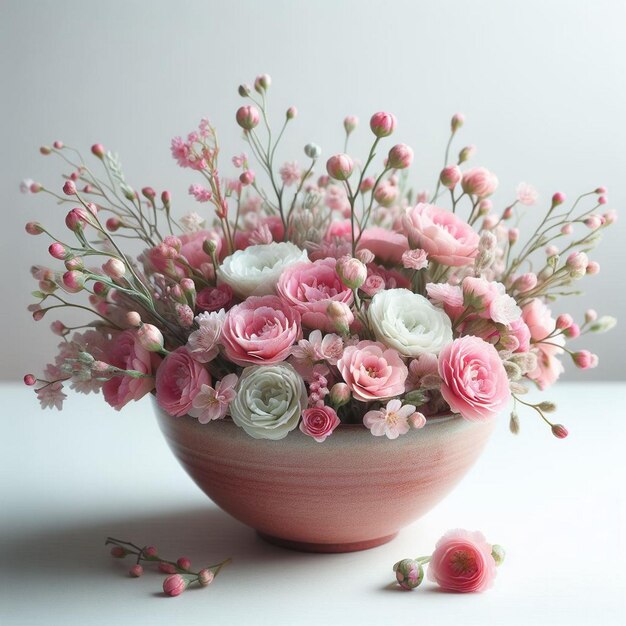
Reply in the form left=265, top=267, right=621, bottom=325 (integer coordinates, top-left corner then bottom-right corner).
left=154, top=399, right=495, bottom=553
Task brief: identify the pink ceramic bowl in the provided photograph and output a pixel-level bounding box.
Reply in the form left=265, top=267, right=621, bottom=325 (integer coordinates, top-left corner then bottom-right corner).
left=154, top=400, right=495, bottom=553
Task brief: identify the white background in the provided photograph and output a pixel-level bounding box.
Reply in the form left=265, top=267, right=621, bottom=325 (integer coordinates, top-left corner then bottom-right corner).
left=1, top=0, right=625, bottom=382
left=1, top=381, right=625, bottom=625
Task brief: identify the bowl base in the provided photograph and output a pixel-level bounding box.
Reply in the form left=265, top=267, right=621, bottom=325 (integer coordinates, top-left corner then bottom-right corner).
left=257, top=531, right=398, bottom=553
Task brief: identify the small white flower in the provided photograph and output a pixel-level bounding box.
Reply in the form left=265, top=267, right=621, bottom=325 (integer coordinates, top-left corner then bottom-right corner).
left=218, top=242, right=309, bottom=298
left=179, top=212, right=206, bottom=232
left=187, top=310, right=226, bottom=363
left=368, top=289, right=453, bottom=357
left=363, top=399, right=417, bottom=439
left=516, top=182, right=538, bottom=206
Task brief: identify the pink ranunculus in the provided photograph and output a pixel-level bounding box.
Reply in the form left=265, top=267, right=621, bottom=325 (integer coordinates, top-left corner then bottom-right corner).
left=299, top=405, right=341, bottom=442
left=522, top=299, right=565, bottom=389
left=404, top=203, right=480, bottom=266
left=102, top=330, right=161, bottom=410
left=221, top=295, right=301, bottom=366
left=337, top=340, right=408, bottom=402
left=428, top=529, right=497, bottom=593
left=357, top=227, right=409, bottom=264
left=438, top=336, right=511, bottom=421
left=277, top=258, right=354, bottom=332
left=195, top=284, right=233, bottom=313
left=155, top=347, right=210, bottom=417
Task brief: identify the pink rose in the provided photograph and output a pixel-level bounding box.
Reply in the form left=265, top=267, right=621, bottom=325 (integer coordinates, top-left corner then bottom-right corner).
left=357, top=227, right=409, bottom=264
left=438, top=336, right=511, bottom=421
left=155, top=347, right=210, bottom=416
left=102, top=330, right=161, bottom=410
left=277, top=257, right=354, bottom=332
left=522, top=299, right=565, bottom=389
left=404, top=203, right=479, bottom=266
left=195, top=284, right=233, bottom=313
left=221, top=295, right=301, bottom=366
left=299, top=405, right=341, bottom=442
left=428, top=529, right=497, bottom=593
left=337, top=340, right=408, bottom=402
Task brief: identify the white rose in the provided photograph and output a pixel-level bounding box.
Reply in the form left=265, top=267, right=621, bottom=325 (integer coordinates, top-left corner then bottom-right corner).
left=230, top=363, right=307, bottom=440
left=218, top=242, right=309, bottom=298
left=368, top=288, right=453, bottom=357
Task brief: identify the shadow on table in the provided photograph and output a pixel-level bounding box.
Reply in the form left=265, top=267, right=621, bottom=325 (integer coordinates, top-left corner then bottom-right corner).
left=1, top=506, right=364, bottom=585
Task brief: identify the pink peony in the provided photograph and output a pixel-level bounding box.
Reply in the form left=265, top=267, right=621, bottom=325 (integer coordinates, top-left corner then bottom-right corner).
left=277, top=258, right=354, bottom=332
left=438, top=336, right=511, bottom=421
left=102, top=330, right=161, bottom=410
left=428, top=529, right=497, bottom=593
left=221, top=295, right=301, bottom=366
left=299, top=405, right=341, bottom=442
left=404, top=203, right=479, bottom=266
left=522, top=299, right=565, bottom=389
left=155, top=347, right=210, bottom=417
left=337, top=340, right=408, bottom=402
left=357, top=227, right=409, bottom=264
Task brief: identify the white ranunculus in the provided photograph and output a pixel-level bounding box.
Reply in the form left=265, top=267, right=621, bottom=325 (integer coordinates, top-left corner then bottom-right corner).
left=230, top=363, right=307, bottom=440
left=218, top=242, right=309, bottom=298
left=368, top=288, right=453, bottom=357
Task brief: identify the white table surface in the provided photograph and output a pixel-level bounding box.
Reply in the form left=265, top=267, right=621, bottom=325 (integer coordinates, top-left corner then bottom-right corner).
left=1, top=381, right=625, bottom=625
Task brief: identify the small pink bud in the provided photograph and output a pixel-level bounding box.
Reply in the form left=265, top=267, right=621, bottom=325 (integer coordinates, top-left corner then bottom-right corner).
left=337, top=256, right=367, bottom=289
left=159, top=562, right=177, bottom=574
left=62, top=270, right=85, bottom=293
left=198, top=569, right=214, bottom=586
left=65, top=207, right=88, bottom=231
left=595, top=186, right=607, bottom=195
left=254, top=73, right=271, bottom=92
left=25, top=222, right=44, bottom=235
left=32, top=309, right=46, bottom=321
left=40, top=146, right=52, bottom=155
left=481, top=214, right=498, bottom=230
left=236, top=105, right=260, bottom=130
left=126, top=311, right=141, bottom=327
left=329, top=382, right=351, bottom=408
left=603, top=209, right=617, bottom=225
left=327, top=301, right=353, bottom=335
left=142, top=186, right=156, bottom=199
left=65, top=257, right=84, bottom=271
left=360, top=176, right=375, bottom=192
left=584, top=215, right=602, bottom=230
left=356, top=248, right=375, bottom=264
left=286, top=106, right=297, bottom=120
left=598, top=195, right=608, bottom=205
left=439, top=165, right=461, bottom=189
left=129, top=564, right=144, bottom=578
left=387, top=144, right=413, bottom=169
left=545, top=245, right=559, bottom=257
left=143, top=546, right=158, bottom=557
left=326, top=153, right=354, bottom=180
left=586, top=261, right=600, bottom=275
left=369, top=111, right=397, bottom=138
left=51, top=320, right=68, bottom=336
left=502, top=206, right=513, bottom=220
left=560, top=223, right=573, bottom=235
left=102, top=258, right=126, bottom=279
left=93, top=281, right=108, bottom=296
left=176, top=304, right=194, bottom=328
left=551, top=192, right=566, bottom=206
left=53, top=140, right=64, bottom=149
left=374, top=183, right=398, bottom=207
left=551, top=424, right=568, bottom=439
left=110, top=546, right=126, bottom=558
left=163, top=574, right=188, bottom=597
left=566, top=251, right=588, bottom=272
left=556, top=314, right=573, bottom=330
left=343, top=115, right=358, bottom=133
left=48, top=243, right=67, bottom=260
left=563, top=323, right=580, bottom=338
left=63, top=180, right=77, bottom=195
left=23, top=374, right=37, bottom=386
left=513, top=272, right=537, bottom=293
left=176, top=557, right=191, bottom=571
left=461, top=167, right=499, bottom=198
left=239, top=170, right=255, bottom=185
left=161, top=190, right=171, bottom=206
left=451, top=112, right=465, bottom=132
left=478, top=199, right=492, bottom=215
left=572, top=350, right=598, bottom=369
left=317, top=175, right=330, bottom=188
left=457, top=145, right=476, bottom=163
left=585, top=309, right=598, bottom=323
left=106, top=217, right=121, bottom=232
left=91, top=144, right=105, bottom=158
left=409, top=412, right=427, bottom=429
left=137, top=324, right=164, bottom=352
left=30, top=182, right=43, bottom=193
left=238, top=83, right=251, bottom=96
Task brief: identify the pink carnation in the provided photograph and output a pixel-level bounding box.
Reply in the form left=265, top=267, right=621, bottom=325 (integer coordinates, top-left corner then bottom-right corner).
left=337, top=340, right=408, bottom=402
left=299, top=405, right=341, bottom=442
left=522, top=299, right=565, bottom=389
left=155, top=347, right=210, bottom=417
left=428, top=529, right=497, bottom=593
left=277, top=258, right=354, bottom=332
left=357, top=227, right=409, bottom=264
left=404, top=203, right=479, bottom=266
left=438, top=336, right=511, bottom=421
left=102, top=330, right=161, bottom=410
left=221, top=295, right=301, bottom=366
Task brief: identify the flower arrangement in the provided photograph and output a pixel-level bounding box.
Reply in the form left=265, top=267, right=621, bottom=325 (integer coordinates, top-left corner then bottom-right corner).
left=23, top=73, right=617, bottom=441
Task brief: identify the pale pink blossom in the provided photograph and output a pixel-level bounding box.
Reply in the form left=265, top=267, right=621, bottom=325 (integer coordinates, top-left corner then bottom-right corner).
left=426, top=282, right=465, bottom=320
left=404, top=203, right=479, bottom=266
left=407, top=353, right=439, bottom=390
left=277, top=258, right=354, bottom=332
left=189, top=373, right=238, bottom=423
left=232, top=152, right=248, bottom=168
left=37, top=381, right=67, bottom=410
left=324, top=185, right=351, bottom=214
left=522, top=299, right=565, bottom=390
left=187, top=310, right=226, bottom=363
left=179, top=212, right=206, bottom=232
left=337, top=340, right=408, bottom=402
left=428, top=529, right=497, bottom=593
left=291, top=329, right=344, bottom=367
left=462, top=277, right=521, bottom=324
left=402, top=248, right=429, bottom=270
left=279, top=161, right=301, bottom=187
left=155, top=347, right=210, bottom=417
left=299, top=405, right=340, bottom=442
left=234, top=216, right=284, bottom=250
left=438, top=336, right=511, bottom=421
left=221, top=295, right=301, bottom=366
left=188, top=184, right=212, bottom=203
left=363, top=399, right=416, bottom=439
left=516, top=182, right=538, bottom=206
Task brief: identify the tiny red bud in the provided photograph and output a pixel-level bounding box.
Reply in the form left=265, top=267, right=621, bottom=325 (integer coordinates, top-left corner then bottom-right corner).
left=551, top=424, right=569, bottom=439
left=23, top=374, right=37, bottom=386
